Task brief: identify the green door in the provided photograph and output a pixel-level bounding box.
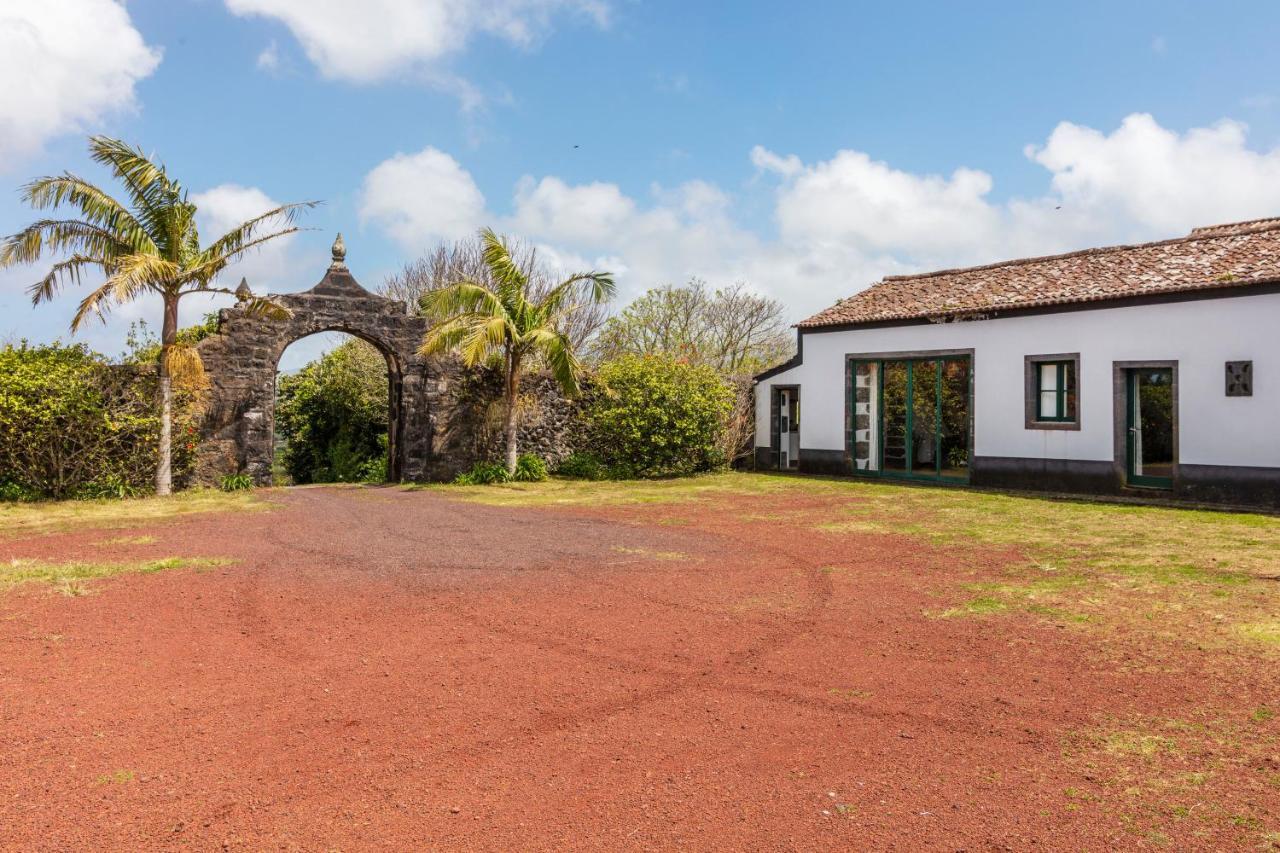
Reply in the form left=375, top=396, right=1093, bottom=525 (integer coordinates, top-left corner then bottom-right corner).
left=1125, top=367, right=1175, bottom=489
left=876, top=357, right=971, bottom=481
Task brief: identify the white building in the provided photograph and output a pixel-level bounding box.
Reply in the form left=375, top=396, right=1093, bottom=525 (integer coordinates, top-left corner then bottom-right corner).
left=754, top=218, right=1280, bottom=509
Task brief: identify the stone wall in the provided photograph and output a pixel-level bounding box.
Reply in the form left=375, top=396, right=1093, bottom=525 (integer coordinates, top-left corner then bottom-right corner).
left=426, top=362, right=591, bottom=478
left=192, top=238, right=590, bottom=485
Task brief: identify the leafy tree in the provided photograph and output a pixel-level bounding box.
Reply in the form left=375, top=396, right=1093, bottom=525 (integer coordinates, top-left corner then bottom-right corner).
left=419, top=227, right=614, bottom=475
left=0, top=136, right=315, bottom=495
left=382, top=234, right=610, bottom=351
left=591, top=278, right=793, bottom=375
left=275, top=340, right=389, bottom=484
left=588, top=354, right=734, bottom=477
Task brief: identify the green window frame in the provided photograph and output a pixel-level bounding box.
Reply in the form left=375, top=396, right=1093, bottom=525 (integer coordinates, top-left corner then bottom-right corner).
left=1035, top=360, right=1076, bottom=423
left=846, top=354, right=973, bottom=483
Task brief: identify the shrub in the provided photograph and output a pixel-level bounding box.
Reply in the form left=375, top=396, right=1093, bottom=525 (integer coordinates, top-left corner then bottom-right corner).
left=453, top=461, right=511, bottom=485
left=275, top=340, right=388, bottom=484
left=555, top=452, right=609, bottom=481
left=220, top=473, right=254, bottom=492
left=513, top=453, right=548, bottom=482
left=588, top=355, right=734, bottom=478
left=0, top=342, right=168, bottom=500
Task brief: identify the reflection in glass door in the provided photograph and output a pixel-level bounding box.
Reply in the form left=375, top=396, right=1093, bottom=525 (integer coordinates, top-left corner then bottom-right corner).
left=1126, top=367, right=1175, bottom=488
left=911, top=361, right=938, bottom=475
left=881, top=361, right=909, bottom=472
left=863, top=356, right=970, bottom=481
left=939, top=359, right=971, bottom=479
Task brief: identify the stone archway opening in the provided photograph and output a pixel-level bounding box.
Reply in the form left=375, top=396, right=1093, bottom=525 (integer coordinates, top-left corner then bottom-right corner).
left=195, top=235, right=436, bottom=486
left=271, top=330, right=397, bottom=485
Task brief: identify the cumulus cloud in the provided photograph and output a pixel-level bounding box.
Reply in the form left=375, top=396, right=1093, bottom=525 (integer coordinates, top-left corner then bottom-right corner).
left=359, top=114, right=1280, bottom=321
left=189, top=183, right=309, bottom=307
left=224, top=0, right=607, bottom=104
left=1026, top=113, right=1280, bottom=236
left=0, top=0, right=161, bottom=164
left=358, top=147, right=488, bottom=247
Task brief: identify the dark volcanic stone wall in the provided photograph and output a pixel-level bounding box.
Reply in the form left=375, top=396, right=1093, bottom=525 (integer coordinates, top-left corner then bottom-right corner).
left=193, top=244, right=588, bottom=486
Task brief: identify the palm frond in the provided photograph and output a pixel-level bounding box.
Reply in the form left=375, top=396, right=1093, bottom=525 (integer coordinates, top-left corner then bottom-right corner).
left=419, top=314, right=493, bottom=357
left=201, top=201, right=320, bottom=262
left=462, top=315, right=510, bottom=366
left=239, top=296, right=292, bottom=320
left=478, top=227, right=528, bottom=306
left=27, top=254, right=104, bottom=305
left=420, top=281, right=511, bottom=322
left=182, top=227, right=307, bottom=289
left=18, top=174, right=154, bottom=252
left=105, top=254, right=179, bottom=302
left=526, top=327, right=583, bottom=397
left=537, top=271, right=616, bottom=318
left=87, top=136, right=173, bottom=217
left=1, top=219, right=131, bottom=268
left=69, top=280, right=122, bottom=330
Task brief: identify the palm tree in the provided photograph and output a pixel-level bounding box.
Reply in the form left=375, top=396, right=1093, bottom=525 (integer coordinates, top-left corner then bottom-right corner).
left=420, top=227, right=614, bottom=474
left=0, top=135, right=315, bottom=495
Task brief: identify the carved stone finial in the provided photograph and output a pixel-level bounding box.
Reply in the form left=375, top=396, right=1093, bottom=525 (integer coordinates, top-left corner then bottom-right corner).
left=330, top=232, right=348, bottom=270
left=235, top=276, right=252, bottom=303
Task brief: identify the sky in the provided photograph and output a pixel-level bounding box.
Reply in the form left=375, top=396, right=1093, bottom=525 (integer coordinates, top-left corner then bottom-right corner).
left=3, top=0, right=1280, bottom=369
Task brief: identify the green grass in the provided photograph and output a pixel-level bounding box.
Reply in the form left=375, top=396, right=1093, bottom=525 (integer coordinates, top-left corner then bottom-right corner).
left=435, top=471, right=1280, bottom=646
left=2, top=556, right=234, bottom=593
left=0, top=489, right=270, bottom=539
left=422, top=471, right=804, bottom=508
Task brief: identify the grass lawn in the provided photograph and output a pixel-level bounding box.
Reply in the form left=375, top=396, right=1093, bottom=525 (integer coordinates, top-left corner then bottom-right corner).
left=0, top=488, right=269, bottom=539
left=2, top=472, right=1277, bottom=848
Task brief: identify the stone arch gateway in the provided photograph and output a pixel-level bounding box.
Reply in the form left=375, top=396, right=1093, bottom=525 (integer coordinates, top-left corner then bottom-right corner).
left=194, top=236, right=436, bottom=486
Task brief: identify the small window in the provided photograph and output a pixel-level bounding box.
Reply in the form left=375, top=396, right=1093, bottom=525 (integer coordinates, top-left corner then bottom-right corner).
left=1025, top=354, right=1080, bottom=430
left=1037, top=361, right=1076, bottom=421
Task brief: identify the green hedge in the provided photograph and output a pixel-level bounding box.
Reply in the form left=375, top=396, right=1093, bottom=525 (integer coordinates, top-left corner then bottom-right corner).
left=0, top=342, right=198, bottom=500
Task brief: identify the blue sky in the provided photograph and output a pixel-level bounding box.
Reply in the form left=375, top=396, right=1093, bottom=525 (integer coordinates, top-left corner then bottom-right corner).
left=3, top=0, right=1280, bottom=367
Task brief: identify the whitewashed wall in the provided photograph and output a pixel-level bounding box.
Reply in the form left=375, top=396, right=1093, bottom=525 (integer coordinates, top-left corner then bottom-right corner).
left=756, top=291, right=1280, bottom=468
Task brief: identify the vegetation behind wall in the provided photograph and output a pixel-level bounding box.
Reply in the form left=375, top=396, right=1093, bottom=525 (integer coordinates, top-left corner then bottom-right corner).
left=274, top=339, right=389, bottom=485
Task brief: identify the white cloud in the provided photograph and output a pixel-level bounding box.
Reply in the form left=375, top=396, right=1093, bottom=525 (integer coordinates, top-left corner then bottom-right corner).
left=224, top=0, right=608, bottom=105
left=358, top=147, right=488, bottom=248
left=256, top=40, right=280, bottom=72
left=359, top=114, right=1280, bottom=322
left=191, top=184, right=303, bottom=298
left=0, top=0, right=161, bottom=164
left=1025, top=113, right=1280, bottom=236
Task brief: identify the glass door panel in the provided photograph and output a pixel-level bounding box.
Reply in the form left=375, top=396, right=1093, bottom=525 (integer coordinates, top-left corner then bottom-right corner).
left=939, top=358, right=971, bottom=479
left=881, top=361, right=908, bottom=472
left=1127, top=368, right=1175, bottom=488
left=911, top=360, right=939, bottom=476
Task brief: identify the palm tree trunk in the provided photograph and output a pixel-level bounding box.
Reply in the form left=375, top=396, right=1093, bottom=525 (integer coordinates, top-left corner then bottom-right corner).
left=155, top=293, right=178, bottom=496
left=504, top=352, right=522, bottom=475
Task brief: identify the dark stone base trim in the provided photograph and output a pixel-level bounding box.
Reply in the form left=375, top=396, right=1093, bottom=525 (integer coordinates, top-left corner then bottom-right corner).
left=797, top=448, right=850, bottom=476
left=1177, top=463, right=1280, bottom=509
left=970, top=456, right=1117, bottom=497
left=971, top=455, right=1280, bottom=511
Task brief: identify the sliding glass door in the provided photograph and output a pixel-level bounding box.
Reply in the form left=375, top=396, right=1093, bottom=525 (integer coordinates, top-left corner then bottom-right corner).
left=854, top=355, right=971, bottom=482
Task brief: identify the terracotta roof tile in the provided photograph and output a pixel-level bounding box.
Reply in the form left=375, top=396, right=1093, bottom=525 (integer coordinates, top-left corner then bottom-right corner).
left=797, top=218, right=1280, bottom=328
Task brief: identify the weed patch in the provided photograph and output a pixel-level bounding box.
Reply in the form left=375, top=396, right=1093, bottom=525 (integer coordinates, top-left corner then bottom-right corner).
left=2, top=556, right=234, bottom=592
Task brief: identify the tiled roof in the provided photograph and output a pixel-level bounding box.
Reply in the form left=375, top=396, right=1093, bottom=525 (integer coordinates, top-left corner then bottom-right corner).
left=798, top=218, right=1280, bottom=328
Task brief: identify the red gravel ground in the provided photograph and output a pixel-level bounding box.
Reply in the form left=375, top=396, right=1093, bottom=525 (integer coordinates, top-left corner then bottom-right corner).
left=1, top=485, right=1276, bottom=850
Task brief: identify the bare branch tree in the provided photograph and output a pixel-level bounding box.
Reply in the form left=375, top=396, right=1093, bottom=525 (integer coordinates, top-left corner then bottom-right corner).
left=381, top=236, right=611, bottom=351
